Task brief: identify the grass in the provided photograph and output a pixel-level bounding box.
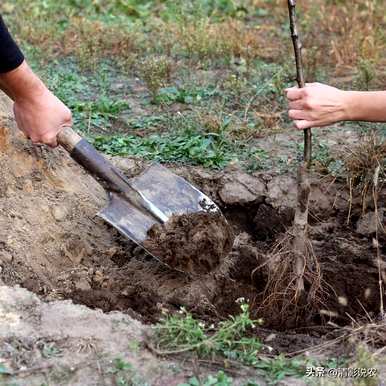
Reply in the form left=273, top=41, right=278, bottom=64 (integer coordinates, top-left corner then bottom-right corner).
left=3, top=0, right=385, bottom=171
left=178, top=371, right=233, bottom=386
left=152, top=301, right=318, bottom=384
left=106, top=357, right=147, bottom=386
left=152, top=300, right=359, bottom=385
left=153, top=302, right=263, bottom=363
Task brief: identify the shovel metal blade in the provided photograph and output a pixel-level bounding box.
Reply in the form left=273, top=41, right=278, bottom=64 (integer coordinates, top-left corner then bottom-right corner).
left=98, top=163, right=221, bottom=246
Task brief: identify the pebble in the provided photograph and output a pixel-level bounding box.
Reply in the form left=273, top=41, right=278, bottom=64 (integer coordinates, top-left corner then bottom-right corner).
left=74, top=278, right=91, bottom=292
left=52, top=206, right=67, bottom=222
left=219, top=181, right=257, bottom=205
left=0, top=250, right=13, bottom=263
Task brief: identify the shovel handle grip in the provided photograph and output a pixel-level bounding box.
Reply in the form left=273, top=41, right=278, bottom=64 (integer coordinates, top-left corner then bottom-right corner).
left=57, top=126, right=82, bottom=152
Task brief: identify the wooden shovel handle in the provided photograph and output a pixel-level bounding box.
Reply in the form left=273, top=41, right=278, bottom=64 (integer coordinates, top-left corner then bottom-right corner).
left=56, top=126, right=166, bottom=222
left=57, top=126, right=82, bottom=153
left=56, top=126, right=127, bottom=193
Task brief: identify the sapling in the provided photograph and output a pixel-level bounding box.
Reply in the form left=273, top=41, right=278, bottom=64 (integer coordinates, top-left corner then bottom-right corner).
left=260, top=0, right=323, bottom=324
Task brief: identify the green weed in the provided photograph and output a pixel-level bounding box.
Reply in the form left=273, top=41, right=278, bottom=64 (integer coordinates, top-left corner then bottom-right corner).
left=40, top=342, right=63, bottom=359
left=92, top=128, right=235, bottom=168
left=178, top=371, right=233, bottom=386
left=351, top=344, right=380, bottom=386
left=141, top=56, right=173, bottom=102
left=155, top=86, right=218, bottom=105
left=152, top=303, right=327, bottom=384
left=355, top=59, right=377, bottom=91
left=127, top=116, right=167, bottom=131
left=153, top=302, right=263, bottom=365
left=0, top=363, right=11, bottom=375
left=106, top=357, right=147, bottom=386
left=254, top=355, right=306, bottom=384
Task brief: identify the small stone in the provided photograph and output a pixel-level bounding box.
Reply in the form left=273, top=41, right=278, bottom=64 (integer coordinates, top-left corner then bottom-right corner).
left=133, top=246, right=145, bottom=257
left=356, top=210, right=384, bottom=236
left=75, top=278, right=91, bottom=292
left=0, top=250, right=13, bottom=263
left=265, top=333, right=277, bottom=342
left=338, top=296, right=348, bottom=306
left=93, top=270, right=104, bottom=284
left=219, top=181, right=256, bottom=204
left=51, top=206, right=67, bottom=222
left=22, top=179, right=34, bottom=193
left=112, top=158, right=139, bottom=177
left=235, top=173, right=266, bottom=199
left=266, top=175, right=297, bottom=209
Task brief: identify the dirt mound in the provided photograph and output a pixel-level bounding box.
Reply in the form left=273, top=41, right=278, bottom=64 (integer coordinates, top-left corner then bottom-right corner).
left=143, top=212, right=234, bottom=274
left=0, top=95, right=384, bottom=337
left=0, top=96, right=121, bottom=292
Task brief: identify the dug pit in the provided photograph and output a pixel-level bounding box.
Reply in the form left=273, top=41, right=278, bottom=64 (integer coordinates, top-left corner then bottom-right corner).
left=0, top=111, right=385, bottom=352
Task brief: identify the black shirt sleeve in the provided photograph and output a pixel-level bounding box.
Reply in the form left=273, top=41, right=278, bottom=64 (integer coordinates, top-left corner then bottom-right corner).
left=0, top=15, right=24, bottom=73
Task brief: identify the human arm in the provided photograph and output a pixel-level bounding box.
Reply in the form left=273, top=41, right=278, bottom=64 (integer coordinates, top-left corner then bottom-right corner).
left=285, top=82, right=386, bottom=129
left=0, top=15, right=71, bottom=147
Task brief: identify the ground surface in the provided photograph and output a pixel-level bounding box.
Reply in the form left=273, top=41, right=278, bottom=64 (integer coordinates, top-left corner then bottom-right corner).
left=1, top=95, right=386, bottom=385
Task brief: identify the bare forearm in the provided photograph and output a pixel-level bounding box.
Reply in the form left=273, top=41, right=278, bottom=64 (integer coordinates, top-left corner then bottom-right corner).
left=344, top=91, right=386, bottom=122
left=0, top=60, right=46, bottom=102
left=286, top=83, right=386, bottom=129
left=0, top=16, right=71, bottom=147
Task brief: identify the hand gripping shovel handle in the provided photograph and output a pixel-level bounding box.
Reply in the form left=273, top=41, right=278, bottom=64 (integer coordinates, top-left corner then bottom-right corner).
left=57, top=126, right=168, bottom=223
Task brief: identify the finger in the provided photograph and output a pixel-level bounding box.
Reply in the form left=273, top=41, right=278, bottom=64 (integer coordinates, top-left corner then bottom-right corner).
left=294, top=120, right=313, bottom=130
left=285, top=88, right=303, bottom=101
left=41, top=135, right=58, bottom=148
left=288, top=100, right=305, bottom=110
left=288, top=109, right=310, bottom=120
left=47, top=139, right=58, bottom=148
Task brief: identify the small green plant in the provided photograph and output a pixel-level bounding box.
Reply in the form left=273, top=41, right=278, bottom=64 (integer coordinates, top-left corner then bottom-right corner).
left=178, top=371, right=233, bottom=386
left=355, top=59, right=376, bottom=91
left=106, top=357, right=146, bottom=386
left=254, top=355, right=306, bottom=384
left=141, top=56, right=172, bottom=102
left=41, top=342, right=63, bottom=359
left=0, top=363, right=11, bottom=375
left=155, top=85, right=218, bottom=105
left=351, top=344, right=379, bottom=386
left=245, top=147, right=270, bottom=172
left=153, top=301, right=263, bottom=365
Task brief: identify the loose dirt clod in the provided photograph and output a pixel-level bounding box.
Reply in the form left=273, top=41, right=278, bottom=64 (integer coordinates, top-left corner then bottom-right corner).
left=143, top=212, right=234, bottom=275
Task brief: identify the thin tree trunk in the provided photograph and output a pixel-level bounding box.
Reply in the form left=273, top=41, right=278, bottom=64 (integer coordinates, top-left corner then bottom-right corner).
left=287, top=0, right=312, bottom=298
left=287, top=0, right=312, bottom=167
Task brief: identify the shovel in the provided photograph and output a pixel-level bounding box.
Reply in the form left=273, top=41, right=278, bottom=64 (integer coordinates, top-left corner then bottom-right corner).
left=57, top=127, right=233, bottom=274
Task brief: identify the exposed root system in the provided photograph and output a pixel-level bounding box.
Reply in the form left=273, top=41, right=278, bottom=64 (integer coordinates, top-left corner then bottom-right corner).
left=256, top=232, right=324, bottom=328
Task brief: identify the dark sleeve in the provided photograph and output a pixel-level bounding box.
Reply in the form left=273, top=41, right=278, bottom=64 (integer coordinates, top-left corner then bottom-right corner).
left=0, top=15, right=24, bottom=73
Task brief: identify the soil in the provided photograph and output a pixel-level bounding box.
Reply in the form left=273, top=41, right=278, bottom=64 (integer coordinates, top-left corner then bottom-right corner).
left=143, top=211, right=234, bottom=274
left=0, top=94, right=385, bottom=368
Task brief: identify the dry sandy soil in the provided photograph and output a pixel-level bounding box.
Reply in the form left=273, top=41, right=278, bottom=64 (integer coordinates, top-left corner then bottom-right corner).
left=1, top=94, right=386, bottom=385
